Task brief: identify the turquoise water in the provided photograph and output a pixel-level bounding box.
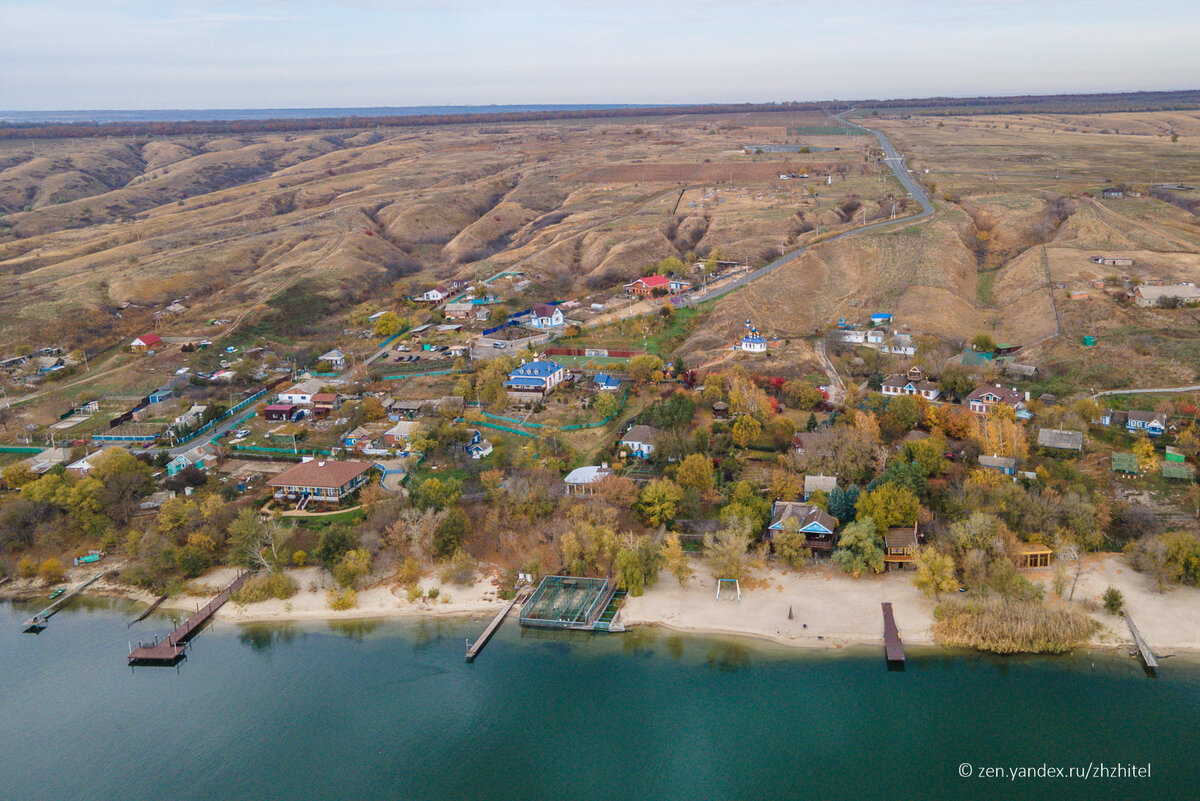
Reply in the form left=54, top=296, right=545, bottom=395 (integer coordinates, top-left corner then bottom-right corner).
left=2, top=600, right=1197, bottom=801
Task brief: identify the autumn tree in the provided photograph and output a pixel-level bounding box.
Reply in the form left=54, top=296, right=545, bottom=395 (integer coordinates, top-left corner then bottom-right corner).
left=773, top=518, right=812, bottom=569
left=372, top=311, right=404, bottom=338
left=593, top=391, right=619, bottom=419
left=768, top=469, right=801, bottom=501
left=661, top=532, right=693, bottom=585
left=676, top=453, right=714, bottom=493
left=637, top=478, right=684, bottom=527
left=705, top=518, right=756, bottom=581
left=855, top=483, right=919, bottom=533
left=629, top=354, right=665, bottom=385
left=731, top=415, right=762, bottom=448
left=913, top=547, right=958, bottom=599
left=831, top=519, right=885, bottom=577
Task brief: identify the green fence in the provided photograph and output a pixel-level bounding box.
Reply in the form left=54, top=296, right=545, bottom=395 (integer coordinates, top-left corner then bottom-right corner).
left=0, top=445, right=42, bottom=454
left=475, top=421, right=537, bottom=438
left=230, top=444, right=333, bottom=456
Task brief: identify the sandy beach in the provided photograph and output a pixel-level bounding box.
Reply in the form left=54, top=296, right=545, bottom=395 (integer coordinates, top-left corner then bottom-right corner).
left=8, top=553, right=1200, bottom=656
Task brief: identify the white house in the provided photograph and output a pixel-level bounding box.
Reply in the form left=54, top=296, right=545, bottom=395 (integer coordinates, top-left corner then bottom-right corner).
left=620, top=425, right=660, bottom=458
left=1133, top=284, right=1200, bottom=308
left=528, top=303, right=564, bottom=329
left=277, top=378, right=325, bottom=406
left=564, top=464, right=612, bottom=494
left=420, top=286, right=450, bottom=303
left=881, top=367, right=940, bottom=400
left=318, top=349, right=346, bottom=369
left=966, top=385, right=1029, bottom=415
left=505, top=359, right=566, bottom=400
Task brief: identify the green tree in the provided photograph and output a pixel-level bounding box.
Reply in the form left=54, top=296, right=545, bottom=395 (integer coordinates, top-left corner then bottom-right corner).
left=637, top=478, right=683, bottom=527
left=806, top=412, right=818, bottom=432
left=593, top=391, right=619, bottom=419
left=827, top=484, right=860, bottom=524
left=938, top=366, right=976, bottom=401
left=856, top=483, right=919, bottom=532
left=831, top=518, right=885, bottom=577
left=614, top=536, right=662, bottom=596
left=334, top=549, right=372, bottom=589
left=676, top=453, right=714, bottom=493
left=913, top=547, right=958, bottom=599
left=315, top=524, right=358, bottom=570
left=773, top=518, right=812, bottom=568
left=1102, top=586, right=1125, bottom=615
left=434, top=507, right=469, bottom=559
left=414, top=477, right=462, bottom=511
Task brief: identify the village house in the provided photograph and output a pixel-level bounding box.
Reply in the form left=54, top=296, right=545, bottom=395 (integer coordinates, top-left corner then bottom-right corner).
left=978, top=454, right=1017, bottom=475
left=528, top=303, right=565, bottom=329
left=881, top=366, right=940, bottom=400
left=593, top=373, right=622, bottom=392
left=1133, top=283, right=1200, bottom=308
left=131, top=333, right=162, bottom=352
left=1100, top=187, right=1125, bottom=199
left=264, top=403, right=300, bottom=422
left=383, top=420, right=422, bottom=448
left=620, top=425, right=660, bottom=458
left=804, top=474, right=838, bottom=500
left=277, top=378, right=325, bottom=406
left=1125, top=410, right=1168, bottom=437
left=66, top=451, right=105, bottom=477
left=1037, top=428, right=1084, bottom=451
left=1090, top=255, right=1135, bottom=267
left=965, top=385, right=1029, bottom=415
left=563, top=464, right=612, bottom=495
left=173, top=404, right=208, bottom=429
left=318, top=349, right=346, bottom=369
left=311, top=393, right=340, bottom=419
left=419, top=286, right=450, bottom=303
left=266, top=458, right=374, bottom=507
left=444, top=301, right=474, bottom=320
left=504, top=359, right=566, bottom=401
left=167, top=444, right=216, bottom=476
left=767, top=501, right=838, bottom=553
left=627, top=275, right=691, bottom=297
left=465, top=429, right=493, bottom=460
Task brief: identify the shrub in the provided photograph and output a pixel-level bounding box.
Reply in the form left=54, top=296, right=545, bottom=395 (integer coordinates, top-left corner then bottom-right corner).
left=1102, top=586, right=1125, bottom=615
left=18, top=557, right=37, bottom=578
left=333, top=549, right=371, bottom=589
left=292, top=550, right=308, bottom=567
left=406, top=585, right=424, bottom=603
left=38, top=558, right=66, bottom=584
left=438, top=548, right=475, bottom=586
left=426, top=587, right=440, bottom=600
left=932, top=598, right=1099, bottom=654
left=326, top=588, right=358, bottom=610
left=398, top=556, right=421, bottom=586
left=232, top=572, right=298, bottom=604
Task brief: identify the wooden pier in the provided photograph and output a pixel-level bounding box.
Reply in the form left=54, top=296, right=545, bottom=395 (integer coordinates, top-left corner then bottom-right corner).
left=128, top=572, right=247, bottom=665
left=882, top=602, right=905, bottom=665
left=1125, top=614, right=1158, bottom=671
left=465, top=590, right=528, bottom=663
left=128, top=593, right=168, bottom=627
left=22, top=572, right=104, bottom=633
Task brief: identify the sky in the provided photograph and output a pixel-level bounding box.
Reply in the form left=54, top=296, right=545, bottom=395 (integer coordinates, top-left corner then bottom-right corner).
left=2, top=0, right=1199, bottom=110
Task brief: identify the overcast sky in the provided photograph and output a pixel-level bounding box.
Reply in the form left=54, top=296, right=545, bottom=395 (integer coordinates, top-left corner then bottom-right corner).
left=2, top=0, right=1198, bottom=110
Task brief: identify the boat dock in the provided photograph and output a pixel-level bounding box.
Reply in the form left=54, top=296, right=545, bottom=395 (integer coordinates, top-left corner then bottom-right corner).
left=22, top=572, right=104, bottom=633
left=128, top=572, right=247, bottom=665
left=1125, top=614, right=1158, bottom=671
left=465, top=589, right=529, bottom=663
left=128, top=593, right=168, bottom=627
left=882, top=602, right=905, bottom=664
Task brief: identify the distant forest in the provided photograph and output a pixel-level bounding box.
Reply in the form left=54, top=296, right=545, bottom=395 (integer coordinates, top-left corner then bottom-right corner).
left=2, top=90, right=1198, bottom=141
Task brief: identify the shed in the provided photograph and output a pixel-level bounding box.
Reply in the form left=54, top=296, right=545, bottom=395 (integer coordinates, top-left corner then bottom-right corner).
left=1037, top=428, right=1084, bottom=451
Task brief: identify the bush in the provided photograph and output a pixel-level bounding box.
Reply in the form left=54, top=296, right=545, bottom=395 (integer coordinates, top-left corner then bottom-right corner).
left=932, top=598, right=1099, bottom=654
left=292, top=550, right=308, bottom=567
left=434, top=508, right=468, bottom=559
left=326, top=588, right=358, bottom=610
left=398, top=556, right=421, bottom=586
left=406, top=585, right=424, bottom=603
left=1102, top=586, right=1125, bottom=615
left=426, top=587, right=440, bottom=600
left=232, top=572, right=298, bottom=604
left=438, top=548, right=476, bottom=586
left=38, top=558, right=66, bottom=584
left=333, top=549, right=372, bottom=589
left=18, top=557, right=37, bottom=578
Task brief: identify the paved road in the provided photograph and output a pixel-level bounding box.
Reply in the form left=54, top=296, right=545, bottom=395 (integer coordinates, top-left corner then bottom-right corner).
left=676, top=111, right=934, bottom=310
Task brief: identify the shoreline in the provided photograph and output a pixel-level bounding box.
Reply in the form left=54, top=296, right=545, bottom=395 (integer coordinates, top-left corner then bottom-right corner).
left=7, top=553, right=1200, bottom=658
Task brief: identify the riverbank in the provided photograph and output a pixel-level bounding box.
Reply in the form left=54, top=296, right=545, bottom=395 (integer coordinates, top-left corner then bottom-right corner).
left=5, top=553, right=1200, bottom=656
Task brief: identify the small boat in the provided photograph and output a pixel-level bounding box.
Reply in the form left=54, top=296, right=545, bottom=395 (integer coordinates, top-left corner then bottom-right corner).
left=48, top=587, right=66, bottom=600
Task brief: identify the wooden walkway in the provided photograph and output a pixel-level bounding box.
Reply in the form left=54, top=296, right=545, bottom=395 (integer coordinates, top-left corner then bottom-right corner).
left=22, top=572, right=104, bottom=633
left=465, top=590, right=528, bottom=663
left=128, top=572, right=247, bottom=665
left=1125, top=614, right=1158, bottom=671
left=882, top=602, right=905, bottom=664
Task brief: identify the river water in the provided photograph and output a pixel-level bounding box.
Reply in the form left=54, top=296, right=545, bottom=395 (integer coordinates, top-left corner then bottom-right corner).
left=2, top=599, right=1196, bottom=801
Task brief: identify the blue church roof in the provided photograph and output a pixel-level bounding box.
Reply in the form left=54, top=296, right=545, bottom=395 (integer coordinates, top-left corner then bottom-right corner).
left=508, top=360, right=562, bottom=379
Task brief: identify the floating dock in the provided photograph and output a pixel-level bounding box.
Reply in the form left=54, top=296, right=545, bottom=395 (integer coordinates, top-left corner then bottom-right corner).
left=1125, top=614, right=1158, bottom=672
left=128, top=572, right=247, bottom=665
left=882, top=602, right=905, bottom=664
left=465, top=589, right=529, bottom=663
left=22, top=572, right=104, bottom=633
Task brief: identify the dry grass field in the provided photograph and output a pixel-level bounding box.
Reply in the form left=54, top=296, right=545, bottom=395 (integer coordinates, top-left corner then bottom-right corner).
left=0, top=110, right=883, bottom=360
